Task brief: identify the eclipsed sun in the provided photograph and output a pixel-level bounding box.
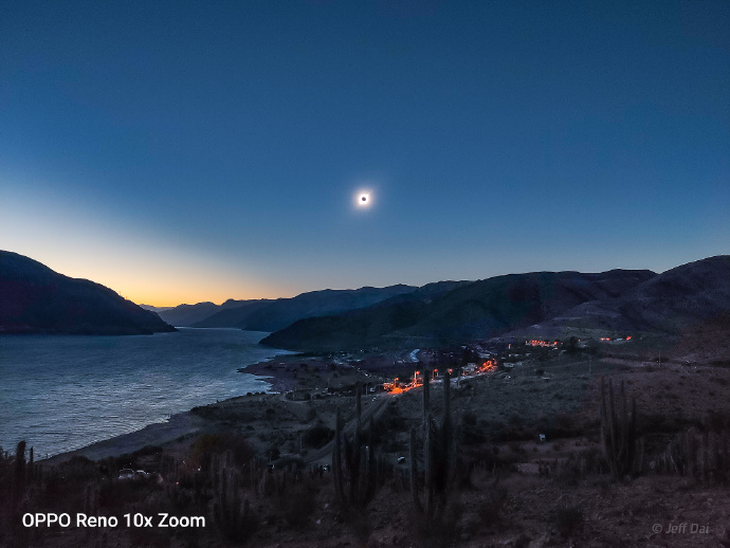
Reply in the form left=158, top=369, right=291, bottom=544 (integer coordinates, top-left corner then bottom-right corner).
left=356, top=191, right=372, bottom=208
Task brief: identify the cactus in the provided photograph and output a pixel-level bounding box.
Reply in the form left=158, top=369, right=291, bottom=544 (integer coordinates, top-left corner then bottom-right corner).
left=212, top=467, right=257, bottom=542
left=599, top=377, right=637, bottom=480
left=660, top=426, right=730, bottom=484
left=12, top=440, right=27, bottom=508
left=422, top=368, right=431, bottom=422
left=14, top=440, right=26, bottom=484
left=410, top=371, right=458, bottom=519
left=331, top=391, right=378, bottom=510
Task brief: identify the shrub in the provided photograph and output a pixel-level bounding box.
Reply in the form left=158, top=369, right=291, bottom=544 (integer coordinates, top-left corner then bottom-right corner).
left=479, top=479, right=508, bottom=529
left=279, top=484, right=316, bottom=528
left=302, top=424, right=334, bottom=449
left=462, top=411, right=477, bottom=426
left=554, top=505, right=583, bottom=538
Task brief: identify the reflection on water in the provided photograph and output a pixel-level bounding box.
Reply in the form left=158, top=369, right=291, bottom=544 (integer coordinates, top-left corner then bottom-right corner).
left=0, top=328, right=289, bottom=457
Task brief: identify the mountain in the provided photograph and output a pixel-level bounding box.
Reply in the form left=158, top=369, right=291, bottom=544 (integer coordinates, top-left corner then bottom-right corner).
left=534, top=255, right=730, bottom=335
left=139, top=304, right=174, bottom=313
left=260, top=269, right=657, bottom=351
left=0, top=251, right=176, bottom=335
left=192, top=285, right=418, bottom=332
left=156, top=299, right=264, bottom=327
left=262, top=257, right=730, bottom=352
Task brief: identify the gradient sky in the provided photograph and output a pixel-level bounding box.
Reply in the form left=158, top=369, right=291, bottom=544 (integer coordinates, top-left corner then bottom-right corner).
left=1, top=0, right=728, bottom=306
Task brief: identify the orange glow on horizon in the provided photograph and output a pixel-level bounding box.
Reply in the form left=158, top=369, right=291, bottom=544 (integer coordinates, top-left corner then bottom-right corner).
left=110, top=281, right=285, bottom=309
left=37, top=258, right=285, bottom=309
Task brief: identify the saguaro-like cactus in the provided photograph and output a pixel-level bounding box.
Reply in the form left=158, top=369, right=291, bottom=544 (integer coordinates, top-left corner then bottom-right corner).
left=422, top=368, right=431, bottom=422
left=212, top=468, right=257, bottom=542
left=410, top=371, right=458, bottom=518
left=332, top=389, right=378, bottom=510
left=12, top=441, right=27, bottom=508
left=600, top=377, right=637, bottom=480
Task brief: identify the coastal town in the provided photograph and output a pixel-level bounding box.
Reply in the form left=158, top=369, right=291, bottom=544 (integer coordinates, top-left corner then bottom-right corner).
left=5, top=326, right=729, bottom=547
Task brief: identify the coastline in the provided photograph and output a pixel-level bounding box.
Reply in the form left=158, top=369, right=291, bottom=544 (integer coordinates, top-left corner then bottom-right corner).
left=42, top=412, right=210, bottom=464
left=41, top=354, right=337, bottom=465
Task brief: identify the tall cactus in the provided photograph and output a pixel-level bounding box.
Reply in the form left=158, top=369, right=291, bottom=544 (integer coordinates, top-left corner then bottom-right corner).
left=599, top=377, right=637, bottom=480
left=422, top=368, right=431, bottom=422
left=332, top=389, right=378, bottom=510
left=212, top=467, right=257, bottom=542
left=14, top=441, right=26, bottom=485
left=12, top=440, right=27, bottom=508
left=410, top=371, right=458, bottom=519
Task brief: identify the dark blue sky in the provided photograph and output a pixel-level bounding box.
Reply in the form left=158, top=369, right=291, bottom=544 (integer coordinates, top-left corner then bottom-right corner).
left=1, top=0, right=728, bottom=305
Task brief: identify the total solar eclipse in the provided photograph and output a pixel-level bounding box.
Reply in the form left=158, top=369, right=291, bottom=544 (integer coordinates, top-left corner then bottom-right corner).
left=356, top=191, right=372, bottom=208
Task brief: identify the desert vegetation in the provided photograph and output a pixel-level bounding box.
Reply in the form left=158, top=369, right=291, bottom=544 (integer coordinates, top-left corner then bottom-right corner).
left=3, top=338, right=730, bottom=547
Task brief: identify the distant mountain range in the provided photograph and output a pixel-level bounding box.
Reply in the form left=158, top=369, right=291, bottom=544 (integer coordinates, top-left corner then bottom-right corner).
left=3, top=250, right=728, bottom=349
left=260, top=256, right=730, bottom=351
left=188, top=285, right=418, bottom=332
left=0, top=251, right=176, bottom=335
left=154, top=299, right=258, bottom=327
left=155, top=287, right=419, bottom=331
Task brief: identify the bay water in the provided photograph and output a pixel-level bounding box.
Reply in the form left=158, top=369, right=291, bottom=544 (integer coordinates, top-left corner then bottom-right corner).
left=0, top=328, right=290, bottom=458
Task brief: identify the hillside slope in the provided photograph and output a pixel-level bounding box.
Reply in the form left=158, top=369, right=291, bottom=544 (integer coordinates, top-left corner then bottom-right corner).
left=0, top=251, right=176, bottom=335
left=157, top=299, right=270, bottom=327
left=539, top=255, right=730, bottom=334
left=260, top=270, right=655, bottom=351
left=193, top=284, right=418, bottom=332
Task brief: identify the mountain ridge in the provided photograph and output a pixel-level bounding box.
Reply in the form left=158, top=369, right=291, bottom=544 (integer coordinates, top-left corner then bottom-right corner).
left=0, top=251, right=176, bottom=335
left=260, top=257, right=730, bottom=351
left=190, top=284, right=418, bottom=331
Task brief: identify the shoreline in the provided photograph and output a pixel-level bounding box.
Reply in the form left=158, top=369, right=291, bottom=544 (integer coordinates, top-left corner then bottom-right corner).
left=41, top=354, right=338, bottom=465
left=41, top=411, right=210, bottom=464
left=40, top=351, right=413, bottom=465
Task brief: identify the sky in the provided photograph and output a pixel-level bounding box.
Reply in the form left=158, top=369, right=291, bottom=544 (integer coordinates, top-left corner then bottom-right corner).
left=1, top=0, right=728, bottom=307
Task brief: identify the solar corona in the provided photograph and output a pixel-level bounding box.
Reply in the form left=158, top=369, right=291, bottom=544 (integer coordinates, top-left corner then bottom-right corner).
left=355, top=191, right=372, bottom=209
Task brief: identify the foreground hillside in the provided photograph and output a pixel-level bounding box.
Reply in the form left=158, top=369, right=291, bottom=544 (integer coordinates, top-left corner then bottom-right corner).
left=7, top=334, right=730, bottom=547
left=0, top=251, right=176, bottom=335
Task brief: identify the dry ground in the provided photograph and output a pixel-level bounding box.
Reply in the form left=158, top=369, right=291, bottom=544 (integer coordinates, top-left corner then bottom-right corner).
left=17, top=335, right=730, bottom=548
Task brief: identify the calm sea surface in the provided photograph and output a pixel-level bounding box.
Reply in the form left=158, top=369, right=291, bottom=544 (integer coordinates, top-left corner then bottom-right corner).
left=0, top=328, right=291, bottom=458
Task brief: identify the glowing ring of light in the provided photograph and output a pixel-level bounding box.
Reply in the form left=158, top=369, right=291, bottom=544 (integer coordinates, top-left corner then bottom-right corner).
left=353, top=188, right=374, bottom=210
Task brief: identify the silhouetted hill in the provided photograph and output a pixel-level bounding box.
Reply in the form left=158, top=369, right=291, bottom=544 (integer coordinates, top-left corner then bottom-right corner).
left=193, top=285, right=418, bottom=331
left=0, top=251, right=176, bottom=335
left=263, top=257, right=730, bottom=351
left=535, top=255, right=730, bottom=335
left=138, top=304, right=174, bottom=313
left=260, top=270, right=656, bottom=351
left=187, top=300, right=272, bottom=329
left=156, top=299, right=268, bottom=327
left=259, top=281, right=471, bottom=350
